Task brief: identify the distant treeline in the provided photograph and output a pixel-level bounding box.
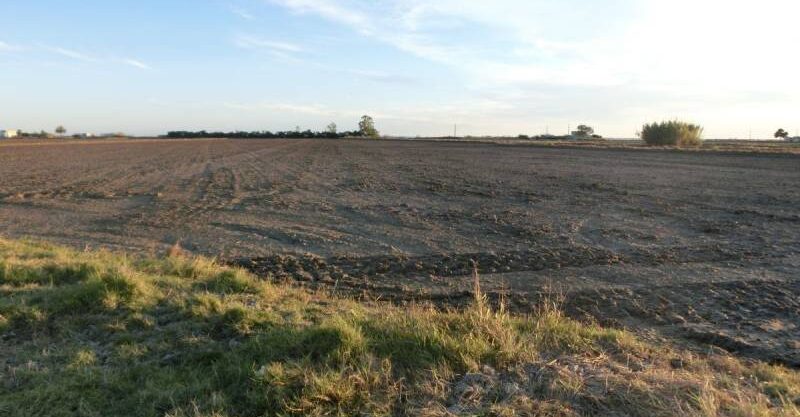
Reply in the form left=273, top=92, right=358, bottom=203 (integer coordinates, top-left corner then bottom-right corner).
left=164, top=130, right=366, bottom=139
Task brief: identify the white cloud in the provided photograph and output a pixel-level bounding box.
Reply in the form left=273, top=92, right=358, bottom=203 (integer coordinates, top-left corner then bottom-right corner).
left=0, top=41, right=23, bottom=52
left=223, top=101, right=360, bottom=117
left=266, top=1, right=632, bottom=85
left=122, top=58, right=152, bottom=70
left=269, top=0, right=464, bottom=63
left=48, top=46, right=97, bottom=62
left=230, top=6, right=255, bottom=20
left=268, top=0, right=800, bottom=91
left=222, top=99, right=513, bottom=128
left=269, top=0, right=370, bottom=32
left=233, top=35, right=308, bottom=63
left=39, top=44, right=156, bottom=71
left=267, top=0, right=800, bottom=137
left=234, top=35, right=304, bottom=53
left=348, top=69, right=416, bottom=84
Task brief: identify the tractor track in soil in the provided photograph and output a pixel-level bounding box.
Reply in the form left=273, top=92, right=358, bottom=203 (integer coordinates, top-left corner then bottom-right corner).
left=1, top=137, right=799, bottom=366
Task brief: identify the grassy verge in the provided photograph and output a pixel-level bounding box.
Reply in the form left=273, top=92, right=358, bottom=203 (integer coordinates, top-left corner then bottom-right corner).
left=1, top=238, right=798, bottom=416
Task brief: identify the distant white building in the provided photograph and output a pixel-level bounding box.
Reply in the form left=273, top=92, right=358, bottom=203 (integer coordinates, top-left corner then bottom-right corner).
left=787, top=136, right=800, bottom=143
left=1, top=129, right=20, bottom=139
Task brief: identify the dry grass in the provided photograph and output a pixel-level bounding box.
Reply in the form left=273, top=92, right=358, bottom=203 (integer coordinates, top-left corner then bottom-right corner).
left=641, top=121, right=704, bottom=147
left=432, top=137, right=800, bottom=155
left=1, top=237, right=798, bottom=416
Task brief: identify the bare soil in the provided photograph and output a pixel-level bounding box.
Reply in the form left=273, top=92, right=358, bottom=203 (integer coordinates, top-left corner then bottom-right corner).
left=1, top=138, right=799, bottom=366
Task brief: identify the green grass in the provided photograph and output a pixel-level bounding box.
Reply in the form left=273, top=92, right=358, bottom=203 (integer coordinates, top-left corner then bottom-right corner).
left=1, top=238, right=798, bottom=416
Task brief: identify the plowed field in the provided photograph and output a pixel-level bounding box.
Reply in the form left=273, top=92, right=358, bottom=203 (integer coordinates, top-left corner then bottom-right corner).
left=2, top=138, right=799, bottom=365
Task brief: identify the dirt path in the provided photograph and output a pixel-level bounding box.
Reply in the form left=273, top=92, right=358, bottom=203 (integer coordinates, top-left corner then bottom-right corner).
left=1, top=138, right=799, bottom=365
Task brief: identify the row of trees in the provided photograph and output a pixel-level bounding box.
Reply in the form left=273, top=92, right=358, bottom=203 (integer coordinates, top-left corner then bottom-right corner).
left=167, top=116, right=380, bottom=140
left=16, top=125, right=67, bottom=138
left=516, top=124, right=603, bottom=140
left=166, top=129, right=358, bottom=139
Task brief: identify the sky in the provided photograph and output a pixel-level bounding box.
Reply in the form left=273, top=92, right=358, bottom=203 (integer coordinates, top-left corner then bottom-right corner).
left=1, top=0, right=799, bottom=138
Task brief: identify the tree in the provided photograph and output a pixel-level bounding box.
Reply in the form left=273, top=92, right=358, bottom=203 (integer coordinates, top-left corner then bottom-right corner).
left=575, top=124, right=594, bottom=136
left=775, top=128, right=789, bottom=139
left=358, top=115, right=379, bottom=138
left=55, top=125, right=66, bottom=136
left=326, top=122, right=337, bottom=135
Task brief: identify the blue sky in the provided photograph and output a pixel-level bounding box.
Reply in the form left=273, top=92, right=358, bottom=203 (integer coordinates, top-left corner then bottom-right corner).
left=1, top=0, right=798, bottom=138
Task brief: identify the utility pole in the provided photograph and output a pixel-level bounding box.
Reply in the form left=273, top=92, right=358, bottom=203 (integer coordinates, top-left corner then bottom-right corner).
left=453, top=124, right=457, bottom=138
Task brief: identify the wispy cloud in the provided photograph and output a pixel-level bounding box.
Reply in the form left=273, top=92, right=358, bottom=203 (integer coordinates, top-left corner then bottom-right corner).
left=265, top=0, right=800, bottom=137
left=233, top=34, right=307, bottom=62
left=234, top=35, right=304, bottom=53
left=223, top=101, right=345, bottom=116
left=38, top=43, right=154, bottom=71
left=268, top=0, right=800, bottom=93
left=269, top=0, right=369, bottom=31
left=47, top=46, right=97, bottom=62
left=122, top=58, right=152, bottom=70
left=230, top=5, right=255, bottom=20
left=220, top=99, right=509, bottom=125
left=348, top=69, right=416, bottom=84
left=267, top=1, right=474, bottom=63
left=0, top=41, right=23, bottom=52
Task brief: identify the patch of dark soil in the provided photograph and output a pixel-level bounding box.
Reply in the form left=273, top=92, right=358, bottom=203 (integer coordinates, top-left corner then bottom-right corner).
left=234, top=248, right=800, bottom=367
left=562, top=279, right=800, bottom=367
left=232, top=246, right=621, bottom=286
left=233, top=241, right=775, bottom=287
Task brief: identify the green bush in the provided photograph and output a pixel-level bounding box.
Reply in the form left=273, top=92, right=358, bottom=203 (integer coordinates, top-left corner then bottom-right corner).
left=641, top=120, right=703, bottom=146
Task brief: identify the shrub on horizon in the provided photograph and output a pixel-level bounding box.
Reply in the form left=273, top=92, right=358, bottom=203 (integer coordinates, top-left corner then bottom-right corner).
left=640, top=120, right=703, bottom=147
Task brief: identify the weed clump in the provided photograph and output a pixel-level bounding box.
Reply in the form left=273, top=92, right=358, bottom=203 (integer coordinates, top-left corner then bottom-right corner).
left=203, top=269, right=265, bottom=295
left=641, top=120, right=704, bottom=146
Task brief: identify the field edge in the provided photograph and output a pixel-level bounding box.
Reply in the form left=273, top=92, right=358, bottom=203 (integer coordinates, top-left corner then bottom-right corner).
left=1, top=237, right=799, bottom=416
